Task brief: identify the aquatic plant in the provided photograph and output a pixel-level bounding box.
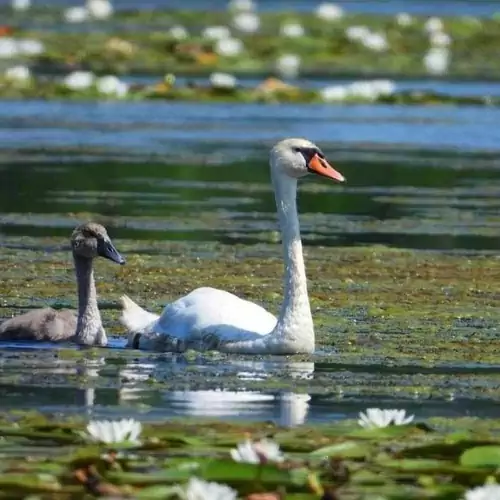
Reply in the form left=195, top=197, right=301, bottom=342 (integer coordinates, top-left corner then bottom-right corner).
left=0, top=411, right=497, bottom=498
left=183, top=477, right=238, bottom=500
left=230, top=437, right=285, bottom=464
left=464, top=483, right=500, bottom=500
left=86, top=418, right=142, bottom=444
left=358, top=408, right=415, bottom=429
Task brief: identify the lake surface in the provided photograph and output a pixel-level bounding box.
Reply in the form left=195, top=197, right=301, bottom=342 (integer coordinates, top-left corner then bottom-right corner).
left=1, top=96, right=500, bottom=424
left=1, top=0, right=499, bottom=17
left=2, top=343, right=500, bottom=425
left=1, top=99, right=500, bottom=251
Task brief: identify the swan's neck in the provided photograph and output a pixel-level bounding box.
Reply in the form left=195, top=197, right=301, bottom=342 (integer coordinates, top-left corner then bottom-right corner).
left=272, top=171, right=313, bottom=339
left=74, top=254, right=104, bottom=345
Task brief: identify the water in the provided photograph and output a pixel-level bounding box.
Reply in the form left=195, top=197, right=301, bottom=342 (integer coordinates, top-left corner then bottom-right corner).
left=125, top=75, right=500, bottom=98
left=1, top=96, right=500, bottom=424
left=1, top=343, right=499, bottom=424
left=1, top=100, right=500, bottom=251
left=1, top=0, right=499, bottom=17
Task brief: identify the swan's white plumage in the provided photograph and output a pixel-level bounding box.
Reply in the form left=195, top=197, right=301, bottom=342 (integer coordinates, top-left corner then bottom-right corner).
left=121, top=287, right=277, bottom=349
left=121, top=138, right=344, bottom=355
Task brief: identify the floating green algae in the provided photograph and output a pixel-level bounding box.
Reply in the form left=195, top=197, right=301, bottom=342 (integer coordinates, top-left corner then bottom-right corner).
left=1, top=239, right=500, bottom=368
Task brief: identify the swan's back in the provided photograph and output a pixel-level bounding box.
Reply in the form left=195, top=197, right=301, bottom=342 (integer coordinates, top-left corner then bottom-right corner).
left=158, top=287, right=277, bottom=339
left=0, top=308, right=77, bottom=342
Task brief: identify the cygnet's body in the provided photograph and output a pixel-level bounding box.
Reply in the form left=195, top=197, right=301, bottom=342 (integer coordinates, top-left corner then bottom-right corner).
left=0, top=222, right=125, bottom=346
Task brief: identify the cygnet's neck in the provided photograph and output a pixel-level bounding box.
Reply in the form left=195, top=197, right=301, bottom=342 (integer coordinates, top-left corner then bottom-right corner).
left=271, top=169, right=313, bottom=339
left=73, top=254, right=104, bottom=345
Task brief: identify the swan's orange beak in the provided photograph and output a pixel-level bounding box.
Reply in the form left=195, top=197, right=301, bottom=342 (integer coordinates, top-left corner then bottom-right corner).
left=308, top=153, right=345, bottom=182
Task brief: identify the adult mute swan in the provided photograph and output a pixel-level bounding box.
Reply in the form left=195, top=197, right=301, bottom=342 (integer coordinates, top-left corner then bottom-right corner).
left=121, top=138, right=345, bottom=354
left=0, top=222, right=125, bottom=346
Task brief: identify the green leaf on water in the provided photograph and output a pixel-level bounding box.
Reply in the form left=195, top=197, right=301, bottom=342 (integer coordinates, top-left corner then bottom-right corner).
left=348, top=425, right=418, bottom=439
left=460, top=446, right=500, bottom=468
left=112, top=458, right=295, bottom=486
left=401, top=440, right=498, bottom=460
left=0, top=473, right=61, bottom=493
left=377, top=458, right=453, bottom=472
left=136, top=485, right=182, bottom=499
left=309, top=440, right=371, bottom=459
left=202, top=459, right=293, bottom=484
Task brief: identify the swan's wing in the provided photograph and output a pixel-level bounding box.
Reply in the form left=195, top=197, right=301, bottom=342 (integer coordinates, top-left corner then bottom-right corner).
left=157, top=286, right=277, bottom=340
left=0, top=308, right=77, bottom=341
left=120, top=295, right=161, bottom=334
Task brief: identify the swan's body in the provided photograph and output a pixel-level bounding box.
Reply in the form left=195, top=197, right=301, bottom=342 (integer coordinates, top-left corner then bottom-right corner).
left=0, top=222, right=125, bottom=346
left=121, top=138, right=344, bottom=354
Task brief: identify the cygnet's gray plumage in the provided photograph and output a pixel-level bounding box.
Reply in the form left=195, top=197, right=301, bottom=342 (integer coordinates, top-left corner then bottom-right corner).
left=0, top=222, right=125, bottom=346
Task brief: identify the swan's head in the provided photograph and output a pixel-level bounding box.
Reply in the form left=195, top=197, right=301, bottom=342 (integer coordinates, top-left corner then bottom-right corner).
left=270, top=138, right=345, bottom=182
left=71, top=222, right=126, bottom=265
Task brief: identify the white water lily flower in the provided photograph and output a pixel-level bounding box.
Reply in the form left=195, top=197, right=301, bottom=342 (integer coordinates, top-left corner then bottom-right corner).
left=87, top=0, right=113, bottom=20
left=86, top=418, right=142, bottom=444
left=0, top=38, right=19, bottom=58
left=231, top=438, right=284, bottom=464
left=424, top=17, right=443, bottom=34
left=228, top=0, right=255, bottom=12
left=168, top=25, right=189, bottom=40
left=202, top=25, right=231, bottom=40
left=320, top=85, right=348, bottom=101
left=64, top=6, right=89, bottom=23
left=276, top=53, right=300, bottom=78
left=280, top=22, right=305, bottom=38
left=11, top=0, right=30, bottom=11
left=96, top=75, right=128, bottom=97
left=185, top=477, right=237, bottom=500
left=232, top=12, right=260, bottom=33
left=215, top=37, right=243, bottom=57
left=347, top=81, right=378, bottom=100
left=63, top=71, right=95, bottom=90
left=396, top=12, right=413, bottom=26
left=5, top=65, right=31, bottom=81
left=315, top=3, right=344, bottom=21
left=423, top=47, right=449, bottom=75
left=464, top=484, right=500, bottom=500
left=430, top=31, right=451, bottom=47
left=345, top=25, right=370, bottom=42
left=358, top=408, right=414, bottom=429
left=209, top=72, right=237, bottom=89
left=18, top=39, right=45, bottom=56
left=370, top=79, right=396, bottom=96
left=360, top=32, right=389, bottom=52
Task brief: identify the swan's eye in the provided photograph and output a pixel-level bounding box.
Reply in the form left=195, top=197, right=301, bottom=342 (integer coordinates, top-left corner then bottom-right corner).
left=293, top=147, right=301, bottom=153
left=297, top=147, right=319, bottom=163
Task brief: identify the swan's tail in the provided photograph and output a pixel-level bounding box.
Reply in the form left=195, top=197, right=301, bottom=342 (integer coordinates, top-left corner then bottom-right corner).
left=119, top=295, right=160, bottom=345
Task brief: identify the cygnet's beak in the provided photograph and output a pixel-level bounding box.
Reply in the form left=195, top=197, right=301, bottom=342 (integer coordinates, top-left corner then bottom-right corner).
left=98, top=239, right=126, bottom=265
left=307, top=153, right=345, bottom=182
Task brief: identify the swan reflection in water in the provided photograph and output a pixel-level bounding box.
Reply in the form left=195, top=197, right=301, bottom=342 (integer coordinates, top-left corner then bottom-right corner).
left=117, top=358, right=314, bottom=427
left=75, top=357, right=105, bottom=414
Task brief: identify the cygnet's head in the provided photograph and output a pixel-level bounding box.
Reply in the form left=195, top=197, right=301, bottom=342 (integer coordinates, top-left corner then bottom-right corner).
left=71, top=222, right=125, bottom=265
left=270, top=138, right=345, bottom=182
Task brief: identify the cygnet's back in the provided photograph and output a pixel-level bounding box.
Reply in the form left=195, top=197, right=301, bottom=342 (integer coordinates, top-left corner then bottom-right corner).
left=0, top=307, right=76, bottom=341
left=0, top=222, right=125, bottom=344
